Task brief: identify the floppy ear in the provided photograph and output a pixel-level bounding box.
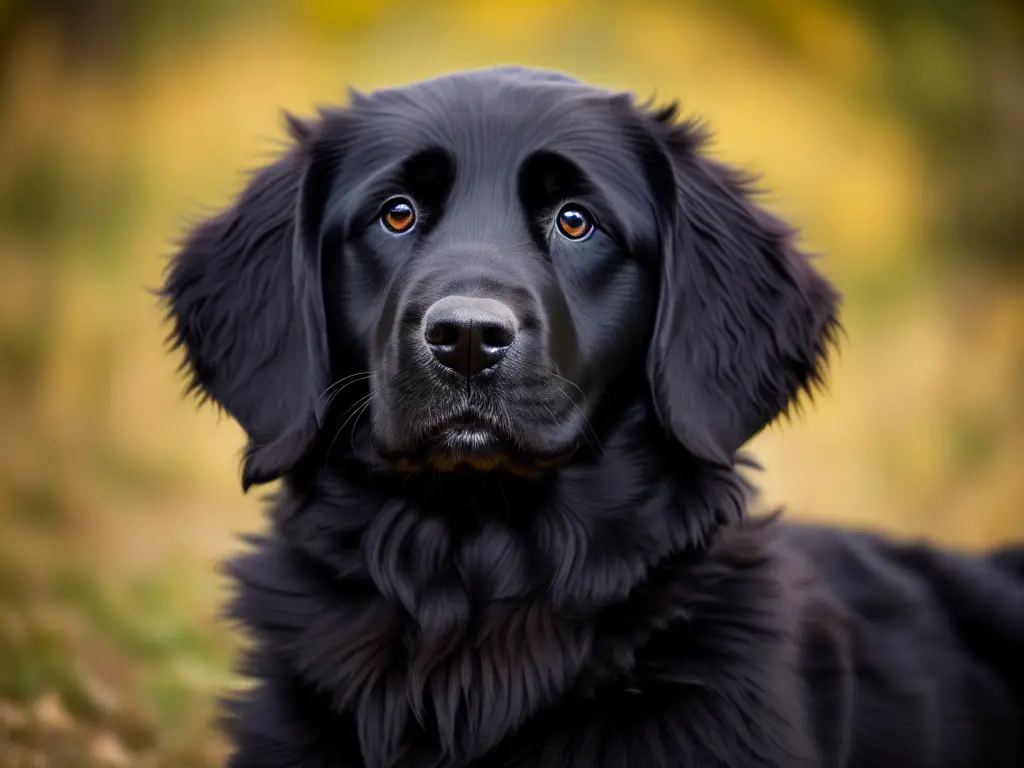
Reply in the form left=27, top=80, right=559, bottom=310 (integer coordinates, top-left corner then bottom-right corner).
left=160, top=115, right=335, bottom=489
left=644, top=106, right=841, bottom=466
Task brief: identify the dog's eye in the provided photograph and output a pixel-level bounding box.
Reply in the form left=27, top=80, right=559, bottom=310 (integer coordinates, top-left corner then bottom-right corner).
left=381, top=198, right=416, bottom=234
left=555, top=205, right=594, bottom=241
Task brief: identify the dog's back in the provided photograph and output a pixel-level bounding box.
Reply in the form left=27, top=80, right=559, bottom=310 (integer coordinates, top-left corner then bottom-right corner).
left=780, top=523, right=1024, bottom=767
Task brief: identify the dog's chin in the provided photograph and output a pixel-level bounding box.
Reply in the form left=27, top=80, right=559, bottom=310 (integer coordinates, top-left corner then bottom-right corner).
left=380, top=420, right=578, bottom=478
left=430, top=424, right=505, bottom=468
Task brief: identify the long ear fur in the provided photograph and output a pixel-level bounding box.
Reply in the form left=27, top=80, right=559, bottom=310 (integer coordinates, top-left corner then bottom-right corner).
left=644, top=105, right=841, bottom=466
left=160, top=115, right=332, bottom=489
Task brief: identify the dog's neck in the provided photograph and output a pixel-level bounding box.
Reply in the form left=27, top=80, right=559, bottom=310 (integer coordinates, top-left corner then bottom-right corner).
left=283, top=396, right=751, bottom=603
left=249, top=397, right=755, bottom=765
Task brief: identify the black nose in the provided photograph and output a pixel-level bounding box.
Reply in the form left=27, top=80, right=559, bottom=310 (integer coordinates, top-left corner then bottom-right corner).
left=423, top=296, right=518, bottom=378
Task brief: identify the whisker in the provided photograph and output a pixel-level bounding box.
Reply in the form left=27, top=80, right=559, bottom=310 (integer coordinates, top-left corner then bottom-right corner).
left=315, top=370, right=373, bottom=408
left=548, top=376, right=602, bottom=453
left=320, top=376, right=373, bottom=425
left=541, top=401, right=560, bottom=426
left=314, top=371, right=374, bottom=426
left=549, top=372, right=587, bottom=403
left=324, top=387, right=382, bottom=465
left=337, top=389, right=381, bottom=436
left=351, top=402, right=385, bottom=458
left=325, top=399, right=372, bottom=466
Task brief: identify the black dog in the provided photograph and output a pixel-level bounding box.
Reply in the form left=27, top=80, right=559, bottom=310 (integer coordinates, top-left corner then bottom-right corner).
left=161, top=67, right=1024, bottom=767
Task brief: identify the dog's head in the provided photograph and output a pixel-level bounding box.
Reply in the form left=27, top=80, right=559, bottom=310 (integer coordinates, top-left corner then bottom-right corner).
left=162, top=67, right=840, bottom=489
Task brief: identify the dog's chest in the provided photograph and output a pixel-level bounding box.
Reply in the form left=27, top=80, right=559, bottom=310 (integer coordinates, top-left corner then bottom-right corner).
left=309, top=588, right=813, bottom=768
left=232, top=498, right=814, bottom=767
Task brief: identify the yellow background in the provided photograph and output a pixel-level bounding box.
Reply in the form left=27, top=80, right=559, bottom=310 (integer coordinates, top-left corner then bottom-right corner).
left=1, top=1, right=1022, bottom=764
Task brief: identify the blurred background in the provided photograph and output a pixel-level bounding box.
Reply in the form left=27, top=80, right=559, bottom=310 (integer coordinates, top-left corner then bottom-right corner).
left=0, top=0, right=1021, bottom=764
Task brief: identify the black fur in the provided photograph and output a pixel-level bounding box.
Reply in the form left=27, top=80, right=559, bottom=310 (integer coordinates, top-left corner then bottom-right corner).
left=161, top=67, right=1024, bottom=767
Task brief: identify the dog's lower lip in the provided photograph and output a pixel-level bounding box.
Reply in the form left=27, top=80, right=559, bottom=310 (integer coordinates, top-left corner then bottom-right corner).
left=436, top=424, right=501, bottom=456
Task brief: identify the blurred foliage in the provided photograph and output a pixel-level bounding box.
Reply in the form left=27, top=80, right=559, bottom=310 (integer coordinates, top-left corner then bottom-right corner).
left=0, top=1, right=1022, bottom=765
left=723, top=0, right=1024, bottom=268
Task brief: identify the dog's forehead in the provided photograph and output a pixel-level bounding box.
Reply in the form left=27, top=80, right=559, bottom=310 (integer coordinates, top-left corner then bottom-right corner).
left=322, top=70, right=660, bottom=237
left=345, top=70, right=630, bottom=163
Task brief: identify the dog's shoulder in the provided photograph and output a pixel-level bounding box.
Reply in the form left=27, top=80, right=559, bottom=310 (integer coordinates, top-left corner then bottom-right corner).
left=571, top=516, right=828, bottom=767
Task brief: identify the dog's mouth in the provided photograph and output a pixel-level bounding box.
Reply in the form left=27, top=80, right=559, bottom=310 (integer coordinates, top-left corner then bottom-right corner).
left=385, top=413, right=577, bottom=476
left=425, top=413, right=516, bottom=472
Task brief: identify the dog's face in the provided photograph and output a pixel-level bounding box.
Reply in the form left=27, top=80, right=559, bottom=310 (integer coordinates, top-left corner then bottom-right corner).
left=162, top=67, right=840, bottom=488
left=321, top=73, right=661, bottom=472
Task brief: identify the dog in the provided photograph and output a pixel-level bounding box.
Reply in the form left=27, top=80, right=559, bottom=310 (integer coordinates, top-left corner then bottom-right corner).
left=161, top=67, right=1024, bottom=767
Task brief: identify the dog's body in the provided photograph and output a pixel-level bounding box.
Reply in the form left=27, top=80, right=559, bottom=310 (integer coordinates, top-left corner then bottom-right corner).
left=161, top=68, right=1023, bottom=767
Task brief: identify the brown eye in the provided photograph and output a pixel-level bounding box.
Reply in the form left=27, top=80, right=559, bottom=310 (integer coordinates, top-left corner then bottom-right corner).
left=381, top=198, right=416, bottom=234
left=555, top=205, right=594, bottom=240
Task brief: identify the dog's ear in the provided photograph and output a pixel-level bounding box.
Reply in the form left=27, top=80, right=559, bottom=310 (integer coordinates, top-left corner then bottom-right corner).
left=160, top=114, right=337, bottom=490
left=643, top=106, right=841, bottom=466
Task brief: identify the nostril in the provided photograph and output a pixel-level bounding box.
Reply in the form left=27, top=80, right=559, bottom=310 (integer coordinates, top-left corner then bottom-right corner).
left=480, top=323, right=515, bottom=349
left=422, top=296, right=519, bottom=377
left=426, top=321, right=460, bottom=347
